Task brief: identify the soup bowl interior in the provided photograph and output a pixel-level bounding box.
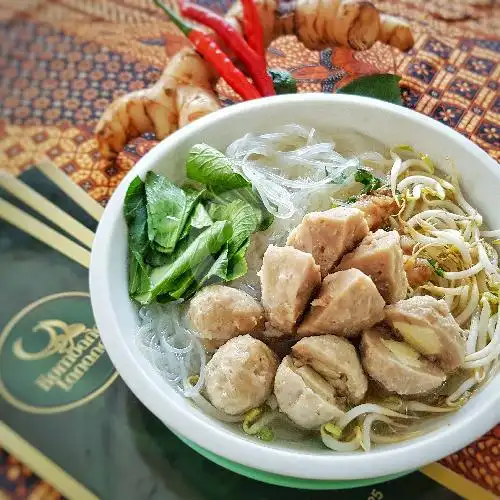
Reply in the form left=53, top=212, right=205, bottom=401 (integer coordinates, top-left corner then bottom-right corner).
left=90, top=94, right=500, bottom=481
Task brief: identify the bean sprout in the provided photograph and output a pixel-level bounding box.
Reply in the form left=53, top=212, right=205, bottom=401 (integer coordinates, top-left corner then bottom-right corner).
left=446, top=377, right=476, bottom=405
left=321, top=429, right=362, bottom=452
left=337, top=404, right=416, bottom=430
left=455, top=278, right=479, bottom=325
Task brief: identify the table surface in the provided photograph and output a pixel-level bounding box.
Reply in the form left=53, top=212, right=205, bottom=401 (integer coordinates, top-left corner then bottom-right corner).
left=0, top=0, right=499, bottom=497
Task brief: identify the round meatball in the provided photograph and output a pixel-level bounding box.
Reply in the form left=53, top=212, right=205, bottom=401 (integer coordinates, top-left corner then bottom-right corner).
left=292, top=336, right=368, bottom=404
left=188, top=285, right=265, bottom=349
left=361, top=327, right=446, bottom=395
left=274, top=356, right=344, bottom=430
left=204, top=335, right=278, bottom=415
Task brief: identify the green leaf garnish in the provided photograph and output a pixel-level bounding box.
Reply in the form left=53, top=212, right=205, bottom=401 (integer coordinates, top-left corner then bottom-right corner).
left=337, top=74, right=403, bottom=105
left=427, top=258, right=445, bottom=277
left=268, top=68, right=297, bottom=95
left=354, top=168, right=383, bottom=195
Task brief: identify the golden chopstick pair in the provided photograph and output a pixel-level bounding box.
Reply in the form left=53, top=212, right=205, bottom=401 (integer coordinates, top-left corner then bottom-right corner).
left=0, top=159, right=103, bottom=270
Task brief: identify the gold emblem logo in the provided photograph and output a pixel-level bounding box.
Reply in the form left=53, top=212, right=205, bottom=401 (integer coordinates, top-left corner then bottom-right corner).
left=13, top=320, right=95, bottom=360
left=0, top=292, right=117, bottom=414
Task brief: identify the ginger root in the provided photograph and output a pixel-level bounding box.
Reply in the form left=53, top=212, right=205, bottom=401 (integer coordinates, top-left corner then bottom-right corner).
left=96, top=0, right=414, bottom=159
left=96, top=49, right=219, bottom=159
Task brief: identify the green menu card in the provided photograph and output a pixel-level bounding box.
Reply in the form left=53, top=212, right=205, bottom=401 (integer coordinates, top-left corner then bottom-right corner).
left=0, top=168, right=487, bottom=499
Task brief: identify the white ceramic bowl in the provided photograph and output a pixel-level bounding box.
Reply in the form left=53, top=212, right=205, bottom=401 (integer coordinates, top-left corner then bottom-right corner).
left=90, top=94, right=500, bottom=482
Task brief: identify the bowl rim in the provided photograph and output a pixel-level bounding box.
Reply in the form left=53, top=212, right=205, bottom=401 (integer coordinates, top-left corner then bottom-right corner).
left=90, top=93, right=500, bottom=481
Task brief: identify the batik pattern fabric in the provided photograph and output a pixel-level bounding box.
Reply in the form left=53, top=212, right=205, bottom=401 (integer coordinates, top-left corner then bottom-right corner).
left=0, top=0, right=499, bottom=495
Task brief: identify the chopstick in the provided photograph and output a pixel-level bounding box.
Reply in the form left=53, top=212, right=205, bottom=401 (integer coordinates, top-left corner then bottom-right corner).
left=0, top=197, right=91, bottom=269
left=36, top=158, right=104, bottom=222
left=0, top=172, right=94, bottom=249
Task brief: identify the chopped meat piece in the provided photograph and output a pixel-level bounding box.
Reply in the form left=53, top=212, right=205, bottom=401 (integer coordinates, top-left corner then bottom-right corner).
left=205, top=335, right=278, bottom=415
left=258, top=245, right=321, bottom=333
left=400, top=235, right=416, bottom=255
left=274, top=355, right=344, bottom=429
left=286, top=207, right=369, bottom=278
left=336, top=229, right=408, bottom=303
left=404, top=256, right=433, bottom=288
left=352, top=192, right=399, bottom=230
left=297, top=269, right=385, bottom=337
left=292, top=336, right=368, bottom=404
left=385, top=295, right=465, bottom=373
left=188, top=285, right=265, bottom=349
left=361, top=327, right=446, bottom=395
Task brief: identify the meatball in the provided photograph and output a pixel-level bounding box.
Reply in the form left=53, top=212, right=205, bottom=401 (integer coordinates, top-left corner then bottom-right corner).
left=274, top=335, right=367, bottom=429
left=286, top=207, right=369, bottom=278
left=188, top=285, right=265, bottom=349
left=337, top=229, right=408, bottom=303
left=385, top=295, right=465, bottom=373
left=204, top=335, right=278, bottom=415
left=274, top=356, right=344, bottom=430
left=297, top=269, right=385, bottom=338
left=361, top=327, right=446, bottom=396
left=258, top=245, right=321, bottom=333
left=292, top=336, right=368, bottom=404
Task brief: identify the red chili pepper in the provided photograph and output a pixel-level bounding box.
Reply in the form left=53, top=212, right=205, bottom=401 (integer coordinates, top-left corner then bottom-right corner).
left=181, top=3, right=275, bottom=96
left=154, top=0, right=261, bottom=101
left=240, top=0, right=265, bottom=59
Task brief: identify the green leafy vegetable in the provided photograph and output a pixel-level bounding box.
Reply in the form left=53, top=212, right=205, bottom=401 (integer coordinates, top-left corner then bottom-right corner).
left=209, top=199, right=259, bottom=256
left=124, top=177, right=150, bottom=296
left=189, top=203, right=213, bottom=230
left=144, top=237, right=190, bottom=267
left=186, top=144, right=250, bottom=192
left=124, top=177, right=148, bottom=257
left=146, top=221, right=232, bottom=303
left=207, top=199, right=259, bottom=282
left=179, top=202, right=213, bottom=240
left=126, top=146, right=274, bottom=304
left=226, top=238, right=250, bottom=281
left=199, top=246, right=230, bottom=286
left=427, top=258, right=445, bottom=277
left=337, top=74, right=402, bottom=105
left=204, top=186, right=273, bottom=231
left=268, top=68, right=297, bottom=95
left=354, top=168, right=383, bottom=195
left=128, top=255, right=151, bottom=297
left=145, top=172, right=200, bottom=253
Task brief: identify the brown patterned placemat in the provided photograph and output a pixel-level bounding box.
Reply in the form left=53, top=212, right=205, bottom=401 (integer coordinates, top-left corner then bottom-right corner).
left=0, top=0, right=499, bottom=497
left=1, top=447, right=64, bottom=499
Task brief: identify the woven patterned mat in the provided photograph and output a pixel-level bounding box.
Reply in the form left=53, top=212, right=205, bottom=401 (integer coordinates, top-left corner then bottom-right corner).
left=0, top=0, right=499, bottom=496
